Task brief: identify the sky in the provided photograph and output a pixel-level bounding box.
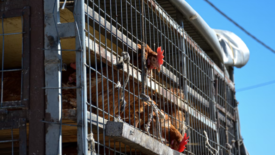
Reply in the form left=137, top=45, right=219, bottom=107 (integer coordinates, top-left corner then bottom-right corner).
left=185, top=0, right=275, bottom=154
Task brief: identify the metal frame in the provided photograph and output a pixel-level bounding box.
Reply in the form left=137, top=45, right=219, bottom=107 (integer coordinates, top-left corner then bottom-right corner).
left=0, top=5, right=30, bottom=155
left=44, top=0, right=63, bottom=154
left=44, top=0, right=88, bottom=154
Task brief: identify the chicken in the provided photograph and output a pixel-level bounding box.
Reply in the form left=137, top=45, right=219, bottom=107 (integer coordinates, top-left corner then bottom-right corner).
left=135, top=44, right=164, bottom=74
left=170, top=87, right=185, bottom=100
left=132, top=99, right=189, bottom=152
left=63, top=65, right=156, bottom=120
left=168, top=88, right=186, bottom=133
left=63, top=64, right=189, bottom=151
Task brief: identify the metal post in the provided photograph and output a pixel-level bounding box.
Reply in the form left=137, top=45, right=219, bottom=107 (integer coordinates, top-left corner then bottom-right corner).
left=44, top=0, right=62, bottom=154
left=74, top=0, right=88, bottom=154
left=215, top=76, right=220, bottom=154
left=235, top=104, right=241, bottom=155
left=210, top=68, right=216, bottom=120
left=141, top=0, right=147, bottom=93
left=177, top=12, right=191, bottom=153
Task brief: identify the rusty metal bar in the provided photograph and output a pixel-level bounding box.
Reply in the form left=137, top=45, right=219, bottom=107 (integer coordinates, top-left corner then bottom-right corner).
left=28, top=0, right=45, bottom=153
left=21, top=7, right=30, bottom=108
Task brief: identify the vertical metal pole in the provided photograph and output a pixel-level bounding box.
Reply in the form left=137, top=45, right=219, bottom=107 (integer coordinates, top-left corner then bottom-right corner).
left=74, top=0, right=88, bottom=154
left=44, top=0, right=62, bottom=154
left=177, top=12, right=191, bottom=153
left=141, top=0, right=146, bottom=94
left=235, top=104, right=241, bottom=155
left=210, top=66, right=217, bottom=154
left=223, top=65, right=230, bottom=155
left=215, top=76, right=220, bottom=154
left=210, top=69, right=216, bottom=121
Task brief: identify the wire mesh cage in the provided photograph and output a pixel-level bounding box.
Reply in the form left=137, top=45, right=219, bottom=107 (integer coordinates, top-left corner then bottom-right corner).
left=0, top=0, right=240, bottom=154
left=77, top=0, right=220, bottom=154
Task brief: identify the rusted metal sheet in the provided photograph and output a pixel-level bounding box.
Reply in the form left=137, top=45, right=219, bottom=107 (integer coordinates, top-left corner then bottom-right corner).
left=106, top=121, right=185, bottom=155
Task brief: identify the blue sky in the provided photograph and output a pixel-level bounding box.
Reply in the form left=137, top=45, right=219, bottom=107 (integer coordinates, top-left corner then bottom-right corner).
left=186, top=0, right=275, bottom=154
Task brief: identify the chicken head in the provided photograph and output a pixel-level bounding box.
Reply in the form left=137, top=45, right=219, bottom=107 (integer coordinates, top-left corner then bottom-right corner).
left=147, top=47, right=164, bottom=72
left=171, top=132, right=189, bottom=153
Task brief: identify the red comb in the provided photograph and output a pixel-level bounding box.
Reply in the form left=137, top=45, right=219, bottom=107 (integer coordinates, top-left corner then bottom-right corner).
left=178, top=133, right=189, bottom=152
left=157, top=47, right=164, bottom=67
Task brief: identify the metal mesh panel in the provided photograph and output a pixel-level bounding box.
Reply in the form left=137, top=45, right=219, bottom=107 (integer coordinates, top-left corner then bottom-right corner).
left=216, top=75, right=237, bottom=155
left=80, top=0, right=221, bottom=154
left=0, top=10, right=28, bottom=155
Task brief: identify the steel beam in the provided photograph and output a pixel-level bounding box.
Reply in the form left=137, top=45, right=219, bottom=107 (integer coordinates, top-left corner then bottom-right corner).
left=74, top=0, right=88, bottom=154
left=44, top=0, right=62, bottom=154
